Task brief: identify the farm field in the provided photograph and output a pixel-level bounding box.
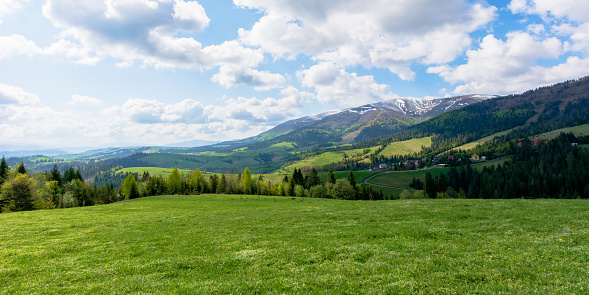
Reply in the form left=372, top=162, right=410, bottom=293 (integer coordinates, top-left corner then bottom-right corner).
left=368, top=158, right=511, bottom=188
left=284, top=137, right=432, bottom=173
left=368, top=168, right=449, bottom=188
left=379, top=137, right=432, bottom=158
left=1, top=195, right=587, bottom=294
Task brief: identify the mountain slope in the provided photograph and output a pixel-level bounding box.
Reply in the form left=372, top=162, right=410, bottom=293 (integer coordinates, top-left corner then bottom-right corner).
left=235, top=95, right=493, bottom=150
left=357, top=76, right=589, bottom=156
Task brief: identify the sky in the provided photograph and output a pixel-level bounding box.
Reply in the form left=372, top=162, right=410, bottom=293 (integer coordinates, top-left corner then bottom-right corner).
left=1, top=0, right=589, bottom=149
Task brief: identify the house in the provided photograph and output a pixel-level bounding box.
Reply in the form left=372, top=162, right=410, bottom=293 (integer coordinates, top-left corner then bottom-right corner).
left=439, top=164, right=449, bottom=168
left=379, top=163, right=388, bottom=169
left=571, top=143, right=579, bottom=146
left=517, top=142, right=524, bottom=146
left=448, top=155, right=454, bottom=160
left=481, top=156, right=487, bottom=161
left=471, top=154, right=480, bottom=161
left=432, top=157, right=439, bottom=164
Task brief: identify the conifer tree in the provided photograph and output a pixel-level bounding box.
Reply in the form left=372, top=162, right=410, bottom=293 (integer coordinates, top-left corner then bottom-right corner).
left=16, top=161, right=27, bottom=175
left=0, top=156, right=9, bottom=185
left=327, top=169, right=336, bottom=184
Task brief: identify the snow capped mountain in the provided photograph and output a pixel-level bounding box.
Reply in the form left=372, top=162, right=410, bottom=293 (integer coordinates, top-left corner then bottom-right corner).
left=371, top=95, right=496, bottom=117
left=229, top=94, right=494, bottom=147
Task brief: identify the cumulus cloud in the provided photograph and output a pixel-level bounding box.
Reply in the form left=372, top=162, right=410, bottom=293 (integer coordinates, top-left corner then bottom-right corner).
left=509, top=0, right=589, bottom=22
left=236, top=0, right=497, bottom=79
left=427, top=32, right=581, bottom=94
left=0, top=34, right=42, bottom=59
left=211, top=65, right=285, bottom=91
left=298, top=62, right=395, bottom=106
left=0, top=83, right=41, bottom=105
left=0, top=0, right=29, bottom=25
left=41, top=0, right=262, bottom=70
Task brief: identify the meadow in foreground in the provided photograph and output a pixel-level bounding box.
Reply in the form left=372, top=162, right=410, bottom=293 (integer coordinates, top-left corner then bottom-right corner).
left=1, top=195, right=588, bottom=294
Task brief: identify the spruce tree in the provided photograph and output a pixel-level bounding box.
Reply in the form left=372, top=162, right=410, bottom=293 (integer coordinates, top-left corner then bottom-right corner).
left=0, top=156, right=9, bottom=185
left=327, top=169, right=336, bottom=184
left=16, top=161, right=27, bottom=175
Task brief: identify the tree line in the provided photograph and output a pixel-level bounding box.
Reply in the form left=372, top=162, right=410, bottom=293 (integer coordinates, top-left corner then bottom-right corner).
left=403, top=133, right=589, bottom=199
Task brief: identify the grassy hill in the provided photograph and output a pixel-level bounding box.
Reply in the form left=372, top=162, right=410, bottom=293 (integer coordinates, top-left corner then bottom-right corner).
left=533, top=124, right=589, bottom=140
left=379, top=137, right=431, bottom=157
left=2, top=195, right=587, bottom=293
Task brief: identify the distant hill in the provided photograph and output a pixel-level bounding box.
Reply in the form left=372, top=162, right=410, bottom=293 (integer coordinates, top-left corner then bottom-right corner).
left=207, top=95, right=493, bottom=151
left=360, top=76, right=589, bottom=156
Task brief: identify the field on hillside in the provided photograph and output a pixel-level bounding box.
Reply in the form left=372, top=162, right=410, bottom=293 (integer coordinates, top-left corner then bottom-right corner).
left=1, top=196, right=587, bottom=294
left=368, top=158, right=511, bottom=188
left=368, top=168, right=448, bottom=188
left=379, top=137, right=432, bottom=157
left=284, top=137, right=432, bottom=173
left=533, top=124, right=589, bottom=140
left=450, top=129, right=513, bottom=152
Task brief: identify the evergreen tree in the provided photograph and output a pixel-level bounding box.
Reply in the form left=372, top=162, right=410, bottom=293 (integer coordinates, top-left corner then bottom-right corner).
left=0, top=156, right=9, bottom=185
left=47, top=164, right=62, bottom=187
left=327, top=169, right=336, bottom=184
left=423, top=172, right=436, bottom=199
left=16, top=161, right=27, bottom=175
left=305, top=168, right=321, bottom=189
left=347, top=170, right=357, bottom=187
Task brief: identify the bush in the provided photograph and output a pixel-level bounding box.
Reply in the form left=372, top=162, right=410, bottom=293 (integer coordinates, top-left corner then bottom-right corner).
left=332, top=179, right=356, bottom=200
left=399, top=190, right=413, bottom=199
left=310, top=185, right=325, bottom=198
left=412, top=191, right=426, bottom=199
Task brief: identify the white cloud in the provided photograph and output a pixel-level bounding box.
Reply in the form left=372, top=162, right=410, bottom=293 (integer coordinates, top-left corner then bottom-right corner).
left=509, top=0, right=589, bottom=22
left=68, top=95, right=101, bottom=106
left=427, top=32, right=583, bottom=94
left=42, top=0, right=261, bottom=70
left=298, top=62, right=395, bottom=106
left=211, top=65, right=285, bottom=91
left=0, top=83, right=40, bottom=105
left=0, top=34, right=42, bottom=59
left=44, top=39, right=100, bottom=65
left=0, top=81, right=309, bottom=146
left=0, top=0, right=29, bottom=25
left=114, top=98, right=208, bottom=124
left=236, top=0, right=497, bottom=79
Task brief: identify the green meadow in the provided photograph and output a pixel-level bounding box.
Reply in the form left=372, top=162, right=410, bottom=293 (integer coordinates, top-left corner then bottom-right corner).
left=1, top=195, right=587, bottom=294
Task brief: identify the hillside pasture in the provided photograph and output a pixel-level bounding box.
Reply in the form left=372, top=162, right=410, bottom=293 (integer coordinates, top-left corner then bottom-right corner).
left=368, top=168, right=448, bottom=188
left=450, top=129, right=514, bottom=152
left=533, top=124, right=589, bottom=140
left=1, top=196, right=587, bottom=294
left=379, top=137, right=432, bottom=158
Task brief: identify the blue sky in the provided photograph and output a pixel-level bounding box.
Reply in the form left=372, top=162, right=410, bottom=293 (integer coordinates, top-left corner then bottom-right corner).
left=1, top=0, right=588, bottom=148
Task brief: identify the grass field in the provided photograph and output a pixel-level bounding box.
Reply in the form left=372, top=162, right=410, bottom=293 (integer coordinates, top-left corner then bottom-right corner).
left=533, top=124, right=589, bottom=140
left=368, top=168, right=448, bottom=188
left=379, top=137, right=432, bottom=158
left=284, top=137, right=432, bottom=173
left=450, top=129, right=514, bottom=152
left=1, top=195, right=587, bottom=294
left=368, top=158, right=512, bottom=188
